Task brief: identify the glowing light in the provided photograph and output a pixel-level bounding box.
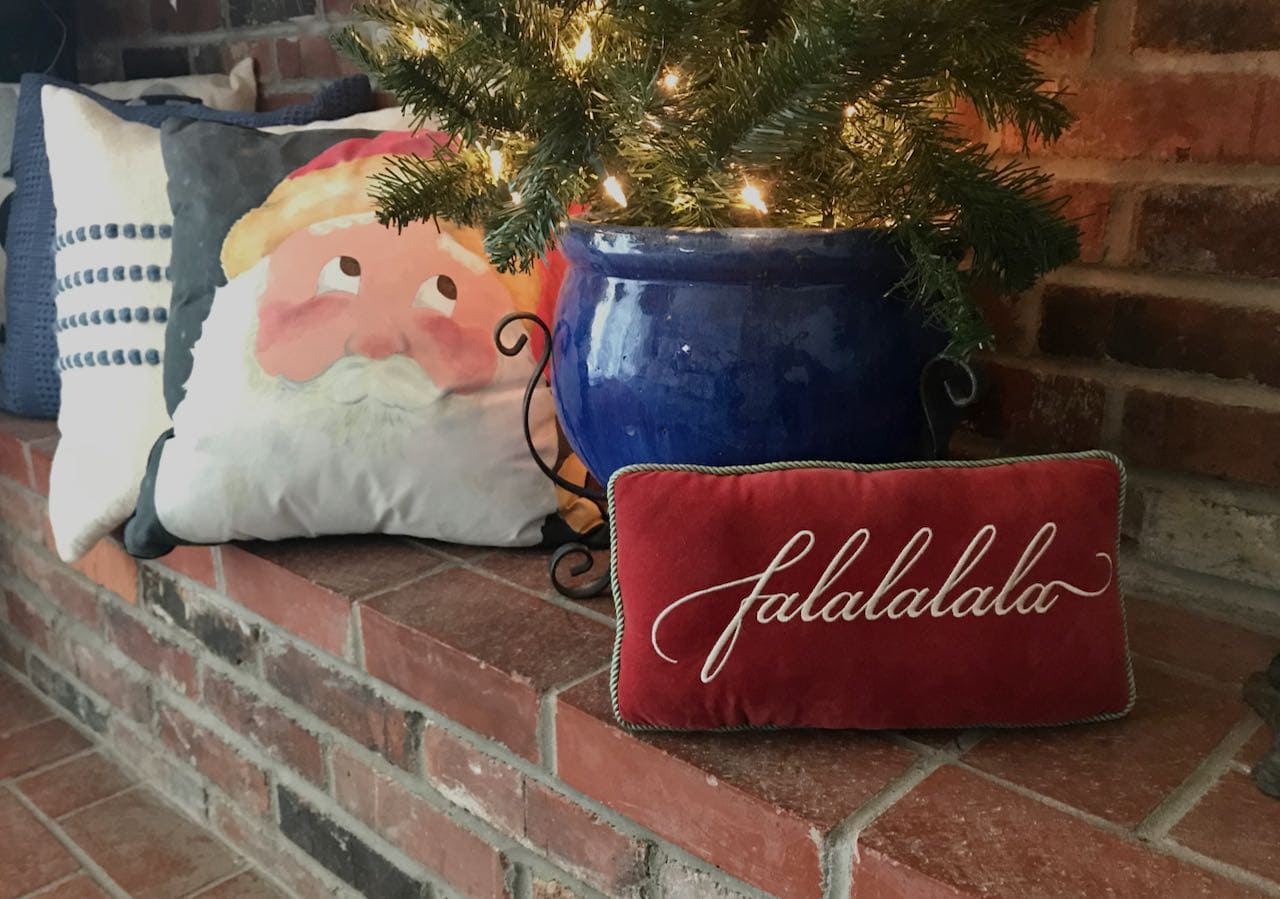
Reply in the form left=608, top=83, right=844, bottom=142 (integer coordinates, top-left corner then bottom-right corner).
left=660, top=70, right=680, bottom=92
left=573, top=26, right=593, bottom=62
left=488, top=148, right=504, bottom=180
left=741, top=181, right=768, bottom=214
left=844, top=104, right=856, bottom=118
left=602, top=175, right=628, bottom=207
left=510, top=189, right=523, bottom=205
left=410, top=27, right=430, bottom=53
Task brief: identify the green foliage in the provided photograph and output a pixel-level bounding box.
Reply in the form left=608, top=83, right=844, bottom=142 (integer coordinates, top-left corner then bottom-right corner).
left=335, top=0, right=1095, bottom=355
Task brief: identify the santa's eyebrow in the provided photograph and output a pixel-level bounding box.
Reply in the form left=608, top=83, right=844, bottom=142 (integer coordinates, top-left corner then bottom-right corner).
left=435, top=233, right=489, bottom=274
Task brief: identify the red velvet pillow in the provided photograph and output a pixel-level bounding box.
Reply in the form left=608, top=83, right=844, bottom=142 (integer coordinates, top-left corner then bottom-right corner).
left=608, top=453, right=1134, bottom=731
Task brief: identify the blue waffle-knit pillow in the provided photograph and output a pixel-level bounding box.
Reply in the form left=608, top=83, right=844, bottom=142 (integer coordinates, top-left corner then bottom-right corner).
left=0, top=73, right=373, bottom=419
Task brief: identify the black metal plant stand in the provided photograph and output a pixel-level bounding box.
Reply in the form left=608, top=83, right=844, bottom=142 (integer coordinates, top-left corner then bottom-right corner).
left=495, top=313, right=980, bottom=601
left=495, top=313, right=612, bottom=600
left=1245, top=654, right=1280, bottom=798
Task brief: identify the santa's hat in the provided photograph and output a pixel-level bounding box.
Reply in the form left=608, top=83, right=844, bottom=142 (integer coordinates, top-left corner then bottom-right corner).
left=221, top=131, right=450, bottom=280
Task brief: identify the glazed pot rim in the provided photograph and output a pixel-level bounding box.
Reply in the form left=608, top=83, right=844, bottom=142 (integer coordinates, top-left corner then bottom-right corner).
left=564, top=220, right=890, bottom=240
left=558, top=220, right=905, bottom=282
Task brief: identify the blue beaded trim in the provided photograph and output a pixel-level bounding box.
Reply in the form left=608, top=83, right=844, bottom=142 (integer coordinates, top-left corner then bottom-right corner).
left=54, top=265, right=173, bottom=295
left=55, top=222, right=173, bottom=250
left=52, top=306, right=169, bottom=334
left=57, top=347, right=162, bottom=371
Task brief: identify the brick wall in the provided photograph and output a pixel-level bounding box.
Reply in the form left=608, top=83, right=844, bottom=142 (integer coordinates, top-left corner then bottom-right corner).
left=71, top=0, right=1280, bottom=618
left=956, top=0, right=1280, bottom=623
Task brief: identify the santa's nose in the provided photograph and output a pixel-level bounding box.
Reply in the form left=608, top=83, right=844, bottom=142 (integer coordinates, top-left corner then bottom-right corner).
left=348, top=332, right=404, bottom=360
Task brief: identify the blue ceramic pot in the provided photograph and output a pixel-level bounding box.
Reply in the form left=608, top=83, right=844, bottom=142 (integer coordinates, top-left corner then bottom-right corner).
left=551, top=223, right=947, bottom=484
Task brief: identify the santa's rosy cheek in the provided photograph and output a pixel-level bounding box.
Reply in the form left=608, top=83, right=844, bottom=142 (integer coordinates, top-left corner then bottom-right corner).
left=409, top=313, right=498, bottom=393
left=255, top=293, right=352, bottom=380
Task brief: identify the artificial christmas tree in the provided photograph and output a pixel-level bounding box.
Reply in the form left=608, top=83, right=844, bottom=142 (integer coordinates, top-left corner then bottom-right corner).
left=337, top=0, right=1093, bottom=354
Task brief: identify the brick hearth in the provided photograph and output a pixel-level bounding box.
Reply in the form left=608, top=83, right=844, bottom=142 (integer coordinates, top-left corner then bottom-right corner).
left=1, top=411, right=1277, bottom=898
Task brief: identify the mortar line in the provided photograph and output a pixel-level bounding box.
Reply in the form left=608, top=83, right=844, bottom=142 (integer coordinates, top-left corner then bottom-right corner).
left=1154, top=839, right=1280, bottom=897
left=7, top=785, right=133, bottom=899
left=955, top=758, right=1280, bottom=895
left=177, top=863, right=253, bottom=899
left=14, top=870, right=91, bottom=899
left=822, top=754, right=946, bottom=899
left=1136, top=715, right=1262, bottom=839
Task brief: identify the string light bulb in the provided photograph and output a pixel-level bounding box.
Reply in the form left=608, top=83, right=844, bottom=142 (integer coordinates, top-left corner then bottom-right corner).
left=602, top=175, right=628, bottom=207
left=487, top=148, right=504, bottom=181
left=573, top=26, right=593, bottom=62
left=509, top=189, right=523, bottom=205
left=660, top=69, right=680, bottom=92
left=409, top=27, right=430, bottom=53
left=741, top=181, right=768, bottom=214
left=844, top=104, right=856, bottom=118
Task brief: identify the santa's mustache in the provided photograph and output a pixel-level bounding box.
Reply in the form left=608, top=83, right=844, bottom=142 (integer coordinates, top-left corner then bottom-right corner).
left=281, top=353, right=445, bottom=412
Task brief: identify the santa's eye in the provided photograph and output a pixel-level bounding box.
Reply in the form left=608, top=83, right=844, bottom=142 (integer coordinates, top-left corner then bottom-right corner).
left=414, top=274, right=458, bottom=315
left=317, top=256, right=361, bottom=295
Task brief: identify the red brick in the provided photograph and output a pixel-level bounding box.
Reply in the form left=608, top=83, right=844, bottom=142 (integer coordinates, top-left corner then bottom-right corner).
left=1030, top=8, right=1095, bottom=59
left=525, top=783, right=648, bottom=894
left=1125, top=595, right=1277, bottom=686
left=72, top=537, right=138, bottom=605
left=971, top=360, right=1106, bottom=451
left=263, top=641, right=421, bottom=770
left=150, top=0, right=222, bottom=31
left=0, top=413, right=56, bottom=487
left=258, top=91, right=311, bottom=112
left=103, top=605, right=198, bottom=697
left=478, top=547, right=616, bottom=617
left=0, top=718, right=90, bottom=779
left=0, top=623, right=23, bottom=669
left=856, top=765, right=1259, bottom=898
left=221, top=544, right=353, bottom=657
left=69, top=641, right=151, bottom=724
left=12, top=541, right=99, bottom=627
left=1040, top=286, right=1280, bottom=387
left=965, top=661, right=1244, bottom=826
left=1015, top=75, right=1262, bottom=163
left=223, top=38, right=277, bottom=81
left=0, top=670, right=55, bottom=736
left=203, top=671, right=326, bottom=785
left=1051, top=181, right=1111, bottom=264
left=0, top=791, right=80, bottom=896
left=15, top=752, right=135, bottom=819
left=210, top=795, right=343, bottom=899
left=0, top=478, right=46, bottom=541
left=1172, top=769, right=1280, bottom=882
left=423, top=725, right=524, bottom=834
left=37, top=874, right=110, bottom=898
left=332, top=748, right=510, bottom=899
left=193, top=869, right=287, bottom=899
left=1255, top=80, right=1280, bottom=161
left=60, top=789, right=242, bottom=898
left=29, top=436, right=56, bottom=496
left=1134, top=0, right=1280, bottom=52
left=156, top=545, right=217, bottom=588
left=105, top=717, right=208, bottom=817
left=156, top=701, right=271, bottom=815
left=658, top=861, right=755, bottom=899
left=277, top=34, right=362, bottom=79
left=556, top=674, right=917, bottom=899
left=1135, top=185, right=1280, bottom=279
left=361, top=567, right=612, bottom=761
left=1121, top=390, right=1280, bottom=489
left=5, top=589, right=54, bottom=654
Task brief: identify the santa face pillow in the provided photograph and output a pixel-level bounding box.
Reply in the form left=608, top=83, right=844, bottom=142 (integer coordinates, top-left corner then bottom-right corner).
left=125, top=125, right=562, bottom=554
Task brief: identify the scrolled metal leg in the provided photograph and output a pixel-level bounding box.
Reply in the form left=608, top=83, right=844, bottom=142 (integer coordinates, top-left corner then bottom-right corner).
left=549, top=542, right=611, bottom=600
left=495, top=314, right=612, bottom=600
left=919, top=354, right=983, bottom=460
left=494, top=312, right=605, bottom=503
left=1244, top=654, right=1280, bottom=798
